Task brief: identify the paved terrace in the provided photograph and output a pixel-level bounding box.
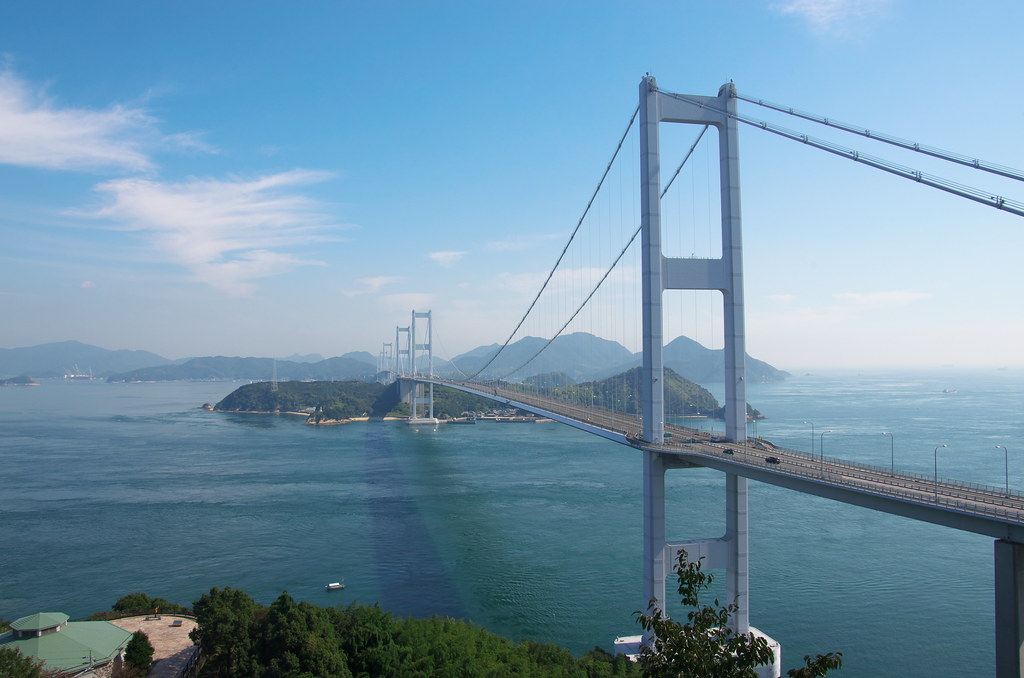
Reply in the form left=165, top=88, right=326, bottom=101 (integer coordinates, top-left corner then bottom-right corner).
left=109, top=615, right=198, bottom=678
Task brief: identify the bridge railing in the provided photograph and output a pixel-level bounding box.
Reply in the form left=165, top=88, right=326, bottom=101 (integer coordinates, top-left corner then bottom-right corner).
left=671, top=438, right=1024, bottom=522
left=423, top=376, right=1024, bottom=524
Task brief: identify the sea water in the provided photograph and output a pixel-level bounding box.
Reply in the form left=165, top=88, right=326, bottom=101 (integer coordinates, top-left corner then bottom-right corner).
left=1, top=369, right=1021, bottom=677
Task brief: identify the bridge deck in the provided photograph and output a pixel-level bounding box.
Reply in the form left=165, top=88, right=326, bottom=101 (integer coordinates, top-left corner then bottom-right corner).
left=414, top=377, right=1024, bottom=541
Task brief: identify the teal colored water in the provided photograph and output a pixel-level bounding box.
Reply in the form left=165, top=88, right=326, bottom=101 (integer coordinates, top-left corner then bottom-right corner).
left=1, top=370, right=1021, bottom=677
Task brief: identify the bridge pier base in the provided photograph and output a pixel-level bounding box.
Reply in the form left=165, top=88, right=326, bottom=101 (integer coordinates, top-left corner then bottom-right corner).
left=637, top=452, right=779, bottom=677
left=995, top=539, right=1024, bottom=678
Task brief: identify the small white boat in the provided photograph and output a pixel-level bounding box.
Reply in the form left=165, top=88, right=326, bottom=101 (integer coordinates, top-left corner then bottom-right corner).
left=325, top=581, right=345, bottom=590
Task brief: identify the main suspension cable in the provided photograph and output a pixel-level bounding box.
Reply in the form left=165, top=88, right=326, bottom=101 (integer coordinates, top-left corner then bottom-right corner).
left=736, top=92, right=1024, bottom=183
left=659, top=90, right=1024, bottom=218
left=465, top=105, right=640, bottom=381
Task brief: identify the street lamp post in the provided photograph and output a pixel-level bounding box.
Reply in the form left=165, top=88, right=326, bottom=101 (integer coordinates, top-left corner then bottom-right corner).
left=883, top=432, right=894, bottom=476
left=996, top=445, right=1009, bottom=496
left=804, top=420, right=815, bottom=457
left=820, top=430, right=832, bottom=475
left=934, top=444, right=948, bottom=501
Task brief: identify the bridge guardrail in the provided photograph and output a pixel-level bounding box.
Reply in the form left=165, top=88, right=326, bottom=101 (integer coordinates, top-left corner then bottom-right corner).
left=424, top=377, right=1024, bottom=525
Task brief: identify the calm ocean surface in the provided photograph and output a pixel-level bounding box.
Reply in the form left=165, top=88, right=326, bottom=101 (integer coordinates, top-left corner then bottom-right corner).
left=2, top=369, right=1022, bottom=676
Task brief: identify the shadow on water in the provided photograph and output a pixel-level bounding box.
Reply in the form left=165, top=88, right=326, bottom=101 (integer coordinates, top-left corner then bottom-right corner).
left=220, top=412, right=298, bottom=429
left=361, top=421, right=467, bottom=619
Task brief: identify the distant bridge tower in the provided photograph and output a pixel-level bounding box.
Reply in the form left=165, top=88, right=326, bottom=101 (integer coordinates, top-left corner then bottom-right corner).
left=395, top=325, right=411, bottom=377
left=408, top=310, right=437, bottom=424
left=378, top=342, right=394, bottom=383
left=635, top=75, right=778, bottom=674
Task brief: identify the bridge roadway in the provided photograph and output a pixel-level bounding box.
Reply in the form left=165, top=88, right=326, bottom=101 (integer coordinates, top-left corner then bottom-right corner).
left=418, top=377, right=1024, bottom=542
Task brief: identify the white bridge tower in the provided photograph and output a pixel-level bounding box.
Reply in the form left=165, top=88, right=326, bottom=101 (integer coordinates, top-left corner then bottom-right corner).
left=408, top=310, right=437, bottom=425
left=630, top=76, right=780, bottom=676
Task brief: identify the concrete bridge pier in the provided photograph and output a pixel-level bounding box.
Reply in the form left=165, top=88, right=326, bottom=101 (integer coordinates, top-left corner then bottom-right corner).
left=995, top=539, right=1024, bottom=678
left=641, top=453, right=780, bottom=677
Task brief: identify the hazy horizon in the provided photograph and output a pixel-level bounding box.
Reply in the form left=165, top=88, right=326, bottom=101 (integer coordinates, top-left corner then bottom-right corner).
left=5, top=335, right=1021, bottom=376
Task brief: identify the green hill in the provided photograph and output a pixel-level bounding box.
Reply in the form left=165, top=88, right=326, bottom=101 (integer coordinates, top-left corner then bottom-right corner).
left=549, top=366, right=725, bottom=417
left=215, top=381, right=498, bottom=421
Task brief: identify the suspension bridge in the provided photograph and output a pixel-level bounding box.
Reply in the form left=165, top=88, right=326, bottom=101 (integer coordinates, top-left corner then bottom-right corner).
left=380, top=76, right=1024, bottom=678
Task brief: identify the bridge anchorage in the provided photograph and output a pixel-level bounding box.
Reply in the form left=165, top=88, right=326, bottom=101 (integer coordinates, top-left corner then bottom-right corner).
left=393, top=75, right=1024, bottom=677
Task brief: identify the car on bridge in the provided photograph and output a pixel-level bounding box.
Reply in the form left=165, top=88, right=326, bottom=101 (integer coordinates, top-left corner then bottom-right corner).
left=765, top=456, right=781, bottom=464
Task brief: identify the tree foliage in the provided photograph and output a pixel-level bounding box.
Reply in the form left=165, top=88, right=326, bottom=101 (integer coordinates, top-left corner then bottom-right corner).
left=191, top=586, right=260, bottom=677
left=636, top=550, right=841, bottom=678
left=190, top=588, right=639, bottom=677
left=218, top=380, right=502, bottom=422
left=124, top=631, right=155, bottom=672
left=86, top=592, right=190, bottom=620
left=550, top=367, right=724, bottom=418
left=217, top=381, right=394, bottom=417
left=0, top=647, right=50, bottom=678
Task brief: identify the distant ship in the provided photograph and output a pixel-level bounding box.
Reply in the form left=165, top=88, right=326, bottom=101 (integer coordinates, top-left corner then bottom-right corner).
left=64, top=365, right=94, bottom=380
left=943, top=388, right=957, bottom=394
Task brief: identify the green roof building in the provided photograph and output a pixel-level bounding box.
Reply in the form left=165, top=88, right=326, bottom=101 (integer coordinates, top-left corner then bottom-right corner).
left=0, top=612, right=132, bottom=675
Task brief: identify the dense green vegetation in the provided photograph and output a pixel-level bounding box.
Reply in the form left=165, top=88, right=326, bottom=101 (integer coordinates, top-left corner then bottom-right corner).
left=217, top=381, right=393, bottom=417
left=124, top=631, right=155, bottom=673
left=546, top=367, right=723, bottom=418
left=4, top=577, right=840, bottom=678
left=213, top=369, right=766, bottom=424
left=87, top=592, right=192, bottom=621
left=0, top=647, right=54, bottom=678
left=524, top=372, right=577, bottom=388
left=217, top=381, right=503, bottom=422
left=190, top=587, right=638, bottom=678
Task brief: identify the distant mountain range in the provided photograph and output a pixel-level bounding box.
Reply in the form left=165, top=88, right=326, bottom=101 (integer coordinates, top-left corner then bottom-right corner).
left=447, top=332, right=789, bottom=385
left=0, top=341, right=171, bottom=379
left=0, top=334, right=788, bottom=386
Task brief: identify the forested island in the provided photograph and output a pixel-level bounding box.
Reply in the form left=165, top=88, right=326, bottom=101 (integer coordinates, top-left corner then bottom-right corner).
left=0, top=375, right=39, bottom=386
left=213, top=368, right=761, bottom=425
left=214, top=380, right=501, bottom=423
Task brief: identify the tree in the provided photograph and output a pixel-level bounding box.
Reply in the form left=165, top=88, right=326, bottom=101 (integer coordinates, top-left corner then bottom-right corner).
left=252, top=592, right=350, bottom=677
left=0, top=647, right=52, bottom=678
left=191, top=586, right=260, bottom=677
left=636, top=550, right=841, bottom=678
left=124, top=630, right=155, bottom=672
left=108, top=592, right=189, bottom=617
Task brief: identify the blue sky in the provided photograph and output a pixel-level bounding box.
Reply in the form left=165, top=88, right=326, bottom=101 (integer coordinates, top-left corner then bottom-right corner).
left=1, top=0, right=1021, bottom=370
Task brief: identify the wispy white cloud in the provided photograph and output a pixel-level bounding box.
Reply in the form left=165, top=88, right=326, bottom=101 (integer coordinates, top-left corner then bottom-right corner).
left=429, top=250, right=467, bottom=267
left=772, top=0, right=890, bottom=34
left=80, top=280, right=96, bottom=289
left=83, top=170, right=342, bottom=295
left=344, top=276, right=402, bottom=297
left=0, top=68, right=201, bottom=172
